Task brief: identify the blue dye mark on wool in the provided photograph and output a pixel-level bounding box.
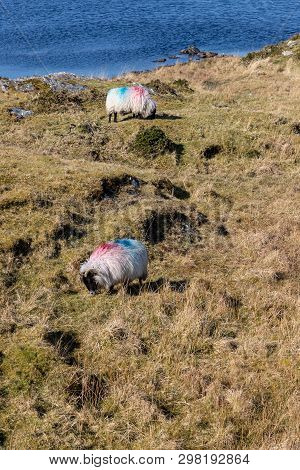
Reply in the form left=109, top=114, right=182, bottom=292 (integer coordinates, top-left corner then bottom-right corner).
left=114, top=238, right=139, bottom=249
left=118, top=87, right=128, bottom=95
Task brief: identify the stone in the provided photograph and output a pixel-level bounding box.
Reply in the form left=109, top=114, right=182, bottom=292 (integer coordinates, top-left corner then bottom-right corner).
left=282, top=50, right=293, bottom=56
left=8, top=107, right=33, bottom=119
left=180, top=45, right=201, bottom=55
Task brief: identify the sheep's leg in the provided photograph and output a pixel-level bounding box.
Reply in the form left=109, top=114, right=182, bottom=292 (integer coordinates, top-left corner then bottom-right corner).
left=108, top=113, right=112, bottom=123
left=132, top=113, right=136, bottom=118
left=113, top=112, right=117, bottom=122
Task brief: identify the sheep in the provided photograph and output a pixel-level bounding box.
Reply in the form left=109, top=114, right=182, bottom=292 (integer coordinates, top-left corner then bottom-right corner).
left=80, top=238, right=148, bottom=294
left=106, top=85, right=156, bottom=122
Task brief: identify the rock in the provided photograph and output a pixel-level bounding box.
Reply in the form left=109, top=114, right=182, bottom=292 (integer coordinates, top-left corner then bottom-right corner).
left=8, top=107, right=33, bottom=119
left=0, top=78, right=11, bottom=92
left=154, top=58, right=167, bottom=63
left=43, top=77, right=87, bottom=92
left=202, top=51, right=218, bottom=58
left=15, top=82, right=35, bottom=92
left=169, top=55, right=180, bottom=59
left=49, top=72, right=78, bottom=80
left=287, top=39, right=300, bottom=47
left=180, top=45, right=201, bottom=55
left=282, top=50, right=293, bottom=56
left=180, top=45, right=218, bottom=58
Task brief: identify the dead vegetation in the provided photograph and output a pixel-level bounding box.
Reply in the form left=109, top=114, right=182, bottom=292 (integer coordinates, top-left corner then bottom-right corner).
left=0, top=35, right=300, bottom=450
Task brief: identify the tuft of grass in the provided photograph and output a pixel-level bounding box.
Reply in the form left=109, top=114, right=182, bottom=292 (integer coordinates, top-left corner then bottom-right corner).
left=130, top=126, right=176, bottom=159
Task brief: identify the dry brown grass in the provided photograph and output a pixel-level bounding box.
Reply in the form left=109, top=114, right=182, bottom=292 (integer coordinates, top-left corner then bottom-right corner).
left=0, top=38, right=300, bottom=449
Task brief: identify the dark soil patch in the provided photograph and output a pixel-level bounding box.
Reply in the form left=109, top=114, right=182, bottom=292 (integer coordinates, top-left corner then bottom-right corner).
left=51, top=223, right=86, bottom=242
left=12, top=238, right=32, bottom=258
left=109, top=327, right=128, bottom=341
left=33, top=195, right=53, bottom=209
left=216, top=224, right=229, bottom=236
left=272, top=271, right=286, bottom=282
left=197, top=212, right=209, bottom=225
left=291, top=122, right=300, bottom=134
left=223, top=293, right=242, bottom=310
left=275, top=116, right=288, bottom=125
left=169, top=279, right=188, bottom=292
left=0, top=199, right=28, bottom=210
left=152, top=398, right=177, bottom=420
left=67, top=372, right=108, bottom=409
left=89, top=174, right=144, bottom=201
left=3, top=270, right=18, bottom=288
left=34, top=399, right=49, bottom=418
left=153, top=178, right=190, bottom=200
left=0, top=430, right=6, bottom=448
left=202, top=145, right=222, bottom=159
left=228, top=341, right=239, bottom=351
left=43, top=330, right=80, bottom=364
left=143, top=209, right=204, bottom=244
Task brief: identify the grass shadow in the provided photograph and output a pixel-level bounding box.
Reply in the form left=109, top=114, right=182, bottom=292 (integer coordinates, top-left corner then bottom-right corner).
left=126, top=278, right=188, bottom=296
left=155, top=113, right=182, bottom=120
left=120, top=113, right=182, bottom=122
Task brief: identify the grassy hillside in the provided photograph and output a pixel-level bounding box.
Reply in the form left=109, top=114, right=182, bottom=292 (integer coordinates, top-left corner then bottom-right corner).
left=0, top=35, right=299, bottom=450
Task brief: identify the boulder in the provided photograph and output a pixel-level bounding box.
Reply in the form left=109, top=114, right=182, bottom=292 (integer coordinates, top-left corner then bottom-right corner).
left=8, top=107, right=33, bottom=119
left=0, top=79, right=11, bottom=92
left=180, top=45, right=201, bottom=55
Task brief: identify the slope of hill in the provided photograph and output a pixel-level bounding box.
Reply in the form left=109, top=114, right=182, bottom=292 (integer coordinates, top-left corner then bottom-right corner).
left=0, top=35, right=299, bottom=449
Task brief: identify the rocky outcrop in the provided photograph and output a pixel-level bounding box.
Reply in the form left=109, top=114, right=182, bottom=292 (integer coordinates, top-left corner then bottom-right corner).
left=8, top=107, right=33, bottom=119
left=0, top=72, right=87, bottom=94
left=180, top=45, right=201, bottom=55
left=180, top=45, right=218, bottom=59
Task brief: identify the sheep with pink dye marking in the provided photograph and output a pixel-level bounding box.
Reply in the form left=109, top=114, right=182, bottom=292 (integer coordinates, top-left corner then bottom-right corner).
left=106, top=85, right=156, bottom=122
left=80, top=238, right=148, bottom=294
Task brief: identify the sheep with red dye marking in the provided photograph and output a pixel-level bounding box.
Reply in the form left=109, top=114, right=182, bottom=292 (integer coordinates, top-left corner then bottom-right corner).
left=80, top=239, right=148, bottom=294
left=106, top=85, right=156, bottom=122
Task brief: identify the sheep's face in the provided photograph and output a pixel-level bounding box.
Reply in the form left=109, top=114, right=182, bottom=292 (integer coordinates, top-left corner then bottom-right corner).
left=81, top=269, right=101, bottom=295
left=143, top=100, right=156, bottom=119
left=148, top=108, right=156, bottom=120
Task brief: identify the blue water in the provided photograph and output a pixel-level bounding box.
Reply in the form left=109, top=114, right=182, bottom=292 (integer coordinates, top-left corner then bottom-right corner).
left=0, top=0, right=299, bottom=78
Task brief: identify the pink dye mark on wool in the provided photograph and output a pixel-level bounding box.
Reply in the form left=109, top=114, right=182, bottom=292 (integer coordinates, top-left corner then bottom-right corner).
left=131, top=86, right=146, bottom=97
left=90, top=242, right=122, bottom=259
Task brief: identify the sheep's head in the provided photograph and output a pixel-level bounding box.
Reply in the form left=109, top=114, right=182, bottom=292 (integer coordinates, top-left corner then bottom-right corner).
left=143, top=99, right=157, bottom=119
left=80, top=269, right=99, bottom=295
left=80, top=262, right=107, bottom=295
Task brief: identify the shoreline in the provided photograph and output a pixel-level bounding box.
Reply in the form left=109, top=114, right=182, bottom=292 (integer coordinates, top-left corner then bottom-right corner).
left=1, top=52, right=236, bottom=83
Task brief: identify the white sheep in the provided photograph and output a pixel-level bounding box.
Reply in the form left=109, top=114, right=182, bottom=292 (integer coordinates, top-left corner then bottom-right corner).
left=106, top=85, right=156, bottom=122
left=80, top=238, right=148, bottom=294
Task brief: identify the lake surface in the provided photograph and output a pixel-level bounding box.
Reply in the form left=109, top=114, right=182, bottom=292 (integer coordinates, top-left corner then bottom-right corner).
left=0, top=0, right=299, bottom=78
